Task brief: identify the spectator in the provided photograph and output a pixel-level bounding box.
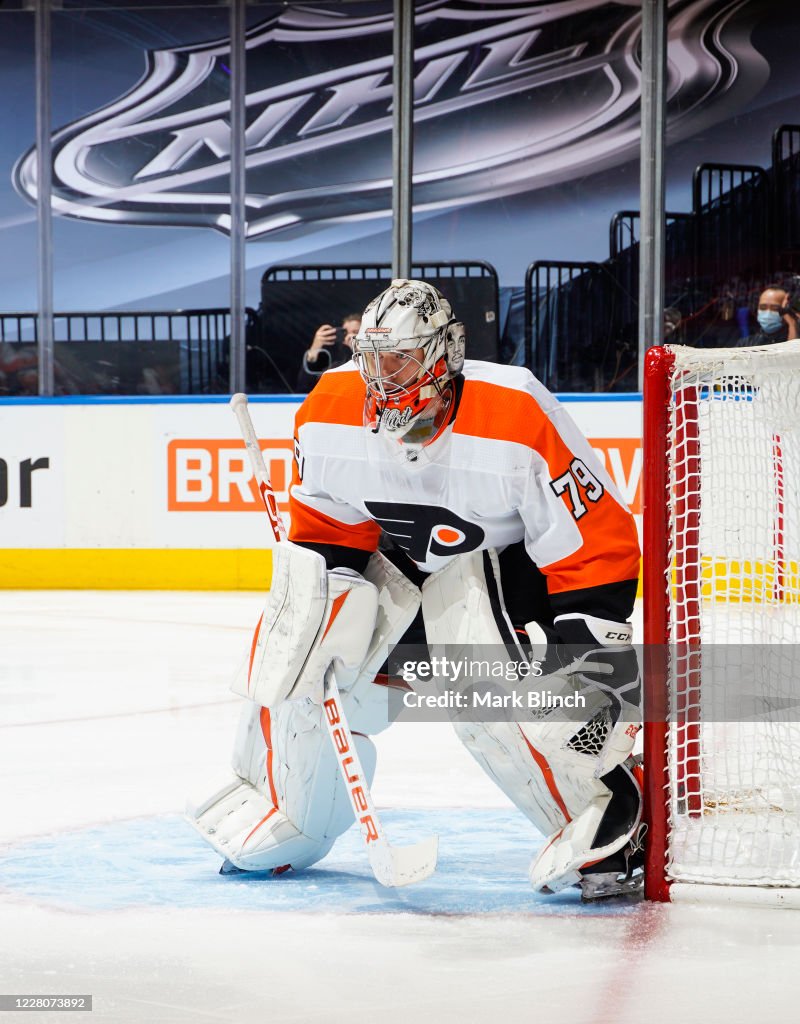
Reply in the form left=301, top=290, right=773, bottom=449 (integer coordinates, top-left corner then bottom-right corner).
left=739, top=285, right=799, bottom=346
left=664, top=306, right=682, bottom=341
left=735, top=304, right=752, bottom=339
left=296, top=313, right=361, bottom=393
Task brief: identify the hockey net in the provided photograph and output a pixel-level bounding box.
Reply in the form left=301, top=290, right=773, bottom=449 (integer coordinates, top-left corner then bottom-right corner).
left=643, top=341, right=800, bottom=903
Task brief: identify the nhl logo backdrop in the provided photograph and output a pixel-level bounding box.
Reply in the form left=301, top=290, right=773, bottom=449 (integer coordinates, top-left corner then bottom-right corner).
left=12, top=0, right=767, bottom=238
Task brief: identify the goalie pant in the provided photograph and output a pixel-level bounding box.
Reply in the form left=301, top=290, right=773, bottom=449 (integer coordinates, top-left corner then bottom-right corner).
left=188, top=546, right=642, bottom=890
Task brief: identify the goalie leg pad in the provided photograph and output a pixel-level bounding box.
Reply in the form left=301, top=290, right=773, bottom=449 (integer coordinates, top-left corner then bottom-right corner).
left=453, top=719, right=568, bottom=836
left=423, top=549, right=572, bottom=835
left=189, top=671, right=394, bottom=872
left=528, top=760, right=643, bottom=895
left=448, top=708, right=641, bottom=896
left=186, top=777, right=338, bottom=872
left=421, top=548, right=523, bottom=650
left=234, top=542, right=381, bottom=706
left=452, top=716, right=612, bottom=838
left=342, top=549, right=422, bottom=697
left=231, top=541, right=328, bottom=705
left=418, top=550, right=643, bottom=894
left=520, top=701, right=643, bottom=893
left=293, top=567, right=380, bottom=700
left=189, top=553, right=421, bottom=871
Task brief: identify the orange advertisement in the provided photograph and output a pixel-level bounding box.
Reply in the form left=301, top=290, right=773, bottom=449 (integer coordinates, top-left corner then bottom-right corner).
left=166, top=435, right=642, bottom=516
left=589, top=438, right=642, bottom=514
left=167, top=438, right=294, bottom=512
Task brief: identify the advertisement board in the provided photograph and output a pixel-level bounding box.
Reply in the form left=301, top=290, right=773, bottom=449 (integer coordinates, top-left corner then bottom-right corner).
left=0, top=395, right=642, bottom=588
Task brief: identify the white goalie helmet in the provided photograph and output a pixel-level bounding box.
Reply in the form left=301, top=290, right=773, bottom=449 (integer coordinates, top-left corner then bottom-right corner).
left=352, top=279, right=466, bottom=452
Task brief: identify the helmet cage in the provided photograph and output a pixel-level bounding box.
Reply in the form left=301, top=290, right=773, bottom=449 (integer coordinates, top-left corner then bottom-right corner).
left=353, top=279, right=465, bottom=451
left=353, top=336, right=449, bottom=404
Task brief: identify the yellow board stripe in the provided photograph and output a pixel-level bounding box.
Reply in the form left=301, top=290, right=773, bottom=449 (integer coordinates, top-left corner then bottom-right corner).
left=2, top=550, right=795, bottom=600
left=0, top=549, right=273, bottom=590
left=700, top=558, right=800, bottom=603
left=669, top=558, right=800, bottom=604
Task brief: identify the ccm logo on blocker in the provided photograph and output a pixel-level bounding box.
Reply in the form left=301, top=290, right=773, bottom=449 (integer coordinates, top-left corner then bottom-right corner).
left=167, top=439, right=293, bottom=512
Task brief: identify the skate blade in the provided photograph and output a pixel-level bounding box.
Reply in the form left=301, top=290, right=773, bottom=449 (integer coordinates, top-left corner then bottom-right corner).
left=219, top=859, right=245, bottom=876
left=580, top=871, right=643, bottom=902
left=219, top=860, right=293, bottom=877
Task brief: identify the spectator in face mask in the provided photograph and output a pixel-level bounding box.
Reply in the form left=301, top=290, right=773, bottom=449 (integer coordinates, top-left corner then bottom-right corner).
left=740, top=286, right=799, bottom=346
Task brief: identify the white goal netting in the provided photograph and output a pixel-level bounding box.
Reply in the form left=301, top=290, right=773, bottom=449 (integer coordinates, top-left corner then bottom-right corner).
left=665, top=341, right=800, bottom=888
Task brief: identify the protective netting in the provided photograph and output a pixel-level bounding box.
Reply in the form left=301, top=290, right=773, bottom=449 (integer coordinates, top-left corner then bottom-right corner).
left=665, top=342, right=800, bottom=888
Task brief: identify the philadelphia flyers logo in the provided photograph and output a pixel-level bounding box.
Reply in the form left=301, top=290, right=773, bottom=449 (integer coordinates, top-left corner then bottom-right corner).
left=364, top=501, right=485, bottom=562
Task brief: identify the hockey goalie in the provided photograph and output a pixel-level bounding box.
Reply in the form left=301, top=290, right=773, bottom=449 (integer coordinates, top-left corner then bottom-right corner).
left=187, top=279, right=644, bottom=900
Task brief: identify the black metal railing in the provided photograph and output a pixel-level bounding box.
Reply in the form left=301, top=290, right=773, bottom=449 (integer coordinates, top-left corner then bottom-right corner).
left=525, top=261, right=594, bottom=380
left=772, top=124, right=800, bottom=266
left=608, top=209, right=696, bottom=324
left=522, top=153, right=780, bottom=390
left=524, top=261, right=631, bottom=391
left=0, top=309, right=235, bottom=396
left=257, top=261, right=501, bottom=392
left=692, top=163, right=770, bottom=287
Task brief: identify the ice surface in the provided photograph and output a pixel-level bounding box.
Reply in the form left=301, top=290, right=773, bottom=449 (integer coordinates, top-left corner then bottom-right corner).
left=1, top=592, right=799, bottom=1023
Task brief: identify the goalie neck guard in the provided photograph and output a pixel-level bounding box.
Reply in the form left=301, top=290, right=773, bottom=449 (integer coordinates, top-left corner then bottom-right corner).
left=352, top=279, right=465, bottom=457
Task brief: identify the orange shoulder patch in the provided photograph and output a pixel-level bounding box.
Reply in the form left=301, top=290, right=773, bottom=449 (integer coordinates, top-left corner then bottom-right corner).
left=453, top=380, right=545, bottom=446
left=296, top=368, right=366, bottom=430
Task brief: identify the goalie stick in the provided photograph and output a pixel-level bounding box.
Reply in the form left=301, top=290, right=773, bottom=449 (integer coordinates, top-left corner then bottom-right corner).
left=230, top=393, right=438, bottom=888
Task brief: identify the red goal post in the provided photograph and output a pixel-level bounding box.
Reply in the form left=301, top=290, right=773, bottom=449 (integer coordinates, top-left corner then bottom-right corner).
left=642, top=341, right=800, bottom=907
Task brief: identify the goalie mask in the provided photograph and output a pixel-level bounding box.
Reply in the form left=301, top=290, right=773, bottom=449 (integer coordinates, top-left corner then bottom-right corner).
left=352, top=279, right=465, bottom=453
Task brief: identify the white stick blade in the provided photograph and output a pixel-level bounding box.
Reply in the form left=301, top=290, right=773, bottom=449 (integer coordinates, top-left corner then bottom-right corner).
left=369, top=835, right=439, bottom=888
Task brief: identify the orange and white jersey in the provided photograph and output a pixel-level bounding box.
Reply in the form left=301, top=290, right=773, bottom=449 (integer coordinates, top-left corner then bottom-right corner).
left=288, top=360, right=640, bottom=597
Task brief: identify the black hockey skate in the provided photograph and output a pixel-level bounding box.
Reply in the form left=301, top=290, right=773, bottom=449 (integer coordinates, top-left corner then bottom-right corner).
left=219, top=859, right=293, bottom=877
left=578, top=821, right=647, bottom=902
